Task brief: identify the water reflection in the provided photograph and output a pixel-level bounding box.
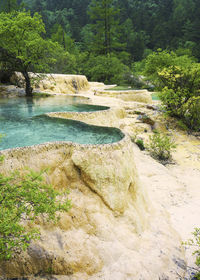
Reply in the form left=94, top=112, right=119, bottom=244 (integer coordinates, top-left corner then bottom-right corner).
left=26, top=97, right=34, bottom=116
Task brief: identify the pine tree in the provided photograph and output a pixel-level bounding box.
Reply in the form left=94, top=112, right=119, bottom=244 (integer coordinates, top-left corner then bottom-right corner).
left=0, top=0, right=17, bottom=12
left=88, top=0, right=120, bottom=55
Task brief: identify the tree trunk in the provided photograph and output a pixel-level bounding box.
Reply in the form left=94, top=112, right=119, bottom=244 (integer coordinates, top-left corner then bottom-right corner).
left=104, top=0, right=108, bottom=55
left=22, top=71, right=33, bottom=97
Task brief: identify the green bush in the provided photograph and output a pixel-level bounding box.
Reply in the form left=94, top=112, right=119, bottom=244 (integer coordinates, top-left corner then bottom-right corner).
left=182, top=96, right=200, bottom=131
left=143, top=50, right=200, bottom=131
left=184, top=228, right=200, bottom=279
left=143, top=49, right=196, bottom=90
left=135, top=139, right=145, bottom=150
left=147, top=130, right=176, bottom=161
left=0, top=168, right=71, bottom=260
left=83, top=54, right=129, bottom=84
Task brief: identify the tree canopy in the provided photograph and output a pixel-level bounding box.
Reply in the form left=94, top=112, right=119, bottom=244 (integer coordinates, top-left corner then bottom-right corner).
left=0, top=11, right=62, bottom=95
left=1, top=0, right=200, bottom=85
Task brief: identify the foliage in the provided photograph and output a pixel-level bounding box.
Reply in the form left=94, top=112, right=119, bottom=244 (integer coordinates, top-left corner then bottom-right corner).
left=123, top=73, right=147, bottom=89
left=184, top=228, right=200, bottom=279
left=50, top=23, right=75, bottom=52
left=88, top=0, right=121, bottom=55
left=0, top=11, right=62, bottom=95
left=147, top=130, right=176, bottom=161
left=158, top=64, right=200, bottom=131
left=135, top=139, right=145, bottom=151
left=84, top=54, right=129, bottom=84
left=0, top=11, right=58, bottom=71
left=8, top=0, right=200, bottom=64
left=0, top=169, right=71, bottom=260
left=143, top=50, right=200, bottom=131
left=130, top=131, right=145, bottom=151
left=0, top=0, right=18, bottom=12
left=0, top=134, right=5, bottom=162
left=182, top=97, right=200, bottom=131
left=143, top=50, right=196, bottom=89
left=1, top=0, right=200, bottom=89
left=50, top=50, right=77, bottom=74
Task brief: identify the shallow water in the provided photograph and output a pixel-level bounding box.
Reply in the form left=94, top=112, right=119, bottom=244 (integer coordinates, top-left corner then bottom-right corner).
left=0, top=96, right=123, bottom=150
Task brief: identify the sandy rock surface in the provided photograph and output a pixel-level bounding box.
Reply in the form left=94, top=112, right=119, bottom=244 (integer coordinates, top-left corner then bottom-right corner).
left=95, top=89, right=152, bottom=104
left=0, top=140, right=185, bottom=280
left=0, top=80, right=200, bottom=279
left=9, top=72, right=90, bottom=94
left=37, top=74, right=89, bottom=94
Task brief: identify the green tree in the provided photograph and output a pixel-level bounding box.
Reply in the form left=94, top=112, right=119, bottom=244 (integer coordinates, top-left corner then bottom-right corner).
left=83, top=54, right=129, bottom=84
left=0, top=0, right=17, bottom=12
left=184, top=228, right=200, bottom=279
left=143, top=50, right=200, bottom=130
left=121, top=18, right=150, bottom=62
left=88, top=0, right=120, bottom=55
left=51, top=23, right=74, bottom=52
left=0, top=11, right=61, bottom=96
left=143, top=49, right=196, bottom=89
left=0, top=168, right=71, bottom=260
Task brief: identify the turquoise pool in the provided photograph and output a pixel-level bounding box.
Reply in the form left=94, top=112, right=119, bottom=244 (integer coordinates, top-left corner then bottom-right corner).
left=0, top=96, right=124, bottom=150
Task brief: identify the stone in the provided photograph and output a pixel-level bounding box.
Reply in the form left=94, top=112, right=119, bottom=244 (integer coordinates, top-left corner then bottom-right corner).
left=95, top=89, right=152, bottom=104
left=10, top=72, right=90, bottom=94
left=0, top=138, right=185, bottom=279
left=137, top=114, right=155, bottom=127
left=37, top=74, right=90, bottom=94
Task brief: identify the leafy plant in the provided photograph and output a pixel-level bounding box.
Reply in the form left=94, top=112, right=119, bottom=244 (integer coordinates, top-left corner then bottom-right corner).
left=0, top=169, right=71, bottom=261
left=0, top=134, right=5, bottom=162
left=0, top=11, right=62, bottom=96
left=131, top=131, right=146, bottom=151
left=147, top=130, right=176, bottom=161
left=143, top=50, right=200, bottom=131
left=135, top=138, right=145, bottom=150
left=143, top=50, right=196, bottom=90
left=182, top=96, right=200, bottom=131
left=184, top=228, right=200, bottom=279
left=83, top=54, right=129, bottom=84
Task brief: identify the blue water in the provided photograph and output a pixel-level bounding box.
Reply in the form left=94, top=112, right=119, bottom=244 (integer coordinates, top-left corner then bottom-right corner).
left=0, top=96, right=124, bottom=150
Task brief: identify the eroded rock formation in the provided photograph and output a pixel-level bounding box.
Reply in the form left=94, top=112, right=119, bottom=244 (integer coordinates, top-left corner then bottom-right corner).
left=95, top=89, right=152, bottom=104
left=10, top=72, right=90, bottom=94
left=0, top=135, right=185, bottom=279
left=37, top=74, right=90, bottom=94
left=47, top=107, right=126, bottom=127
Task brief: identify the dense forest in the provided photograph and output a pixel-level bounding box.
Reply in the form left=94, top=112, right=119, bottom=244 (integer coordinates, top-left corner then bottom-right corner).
left=1, top=0, right=200, bottom=85
left=12, top=0, right=200, bottom=60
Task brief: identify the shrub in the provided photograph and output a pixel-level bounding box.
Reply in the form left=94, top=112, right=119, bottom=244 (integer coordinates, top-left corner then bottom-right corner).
left=135, top=138, right=145, bottom=150
left=83, top=54, right=130, bottom=84
left=0, top=169, right=71, bottom=260
left=147, top=130, right=176, bottom=161
left=143, top=49, right=196, bottom=90
left=182, top=96, right=200, bottom=131
left=143, top=50, right=200, bottom=131
left=184, top=228, right=200, bottom=279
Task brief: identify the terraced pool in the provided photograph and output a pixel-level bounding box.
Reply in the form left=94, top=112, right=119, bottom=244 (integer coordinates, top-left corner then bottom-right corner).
left=0, top=96, right=124, bottom=150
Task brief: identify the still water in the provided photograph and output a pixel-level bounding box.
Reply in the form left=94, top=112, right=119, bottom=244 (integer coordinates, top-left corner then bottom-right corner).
left=0, top=96, right=124, bottom=150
